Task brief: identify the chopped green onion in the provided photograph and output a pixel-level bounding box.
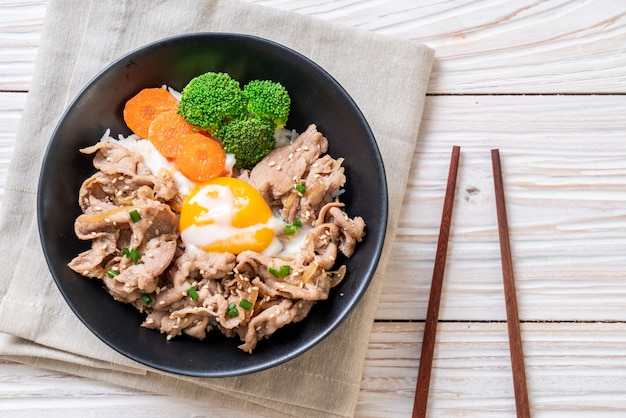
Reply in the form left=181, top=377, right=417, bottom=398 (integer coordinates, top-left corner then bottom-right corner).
left=279, top=265, right=291, bottom=276
left=295, top=181, right=306, bottom=194
left=285, top=219, right=303, bottom=234
left=121, top=247, right=140, bottom=264
left=227, top=302, right=238, bottom=318
left=106, top=269, right=118, bottom=278
left=141, top=293, right=153, bottom=305
left=129, top=209, right=141, bottom=223
left=187, top=287, right=199, bottom=300
left=269, top=265, right=291, bottom=277
left=239, top=299, right=253, bottom=310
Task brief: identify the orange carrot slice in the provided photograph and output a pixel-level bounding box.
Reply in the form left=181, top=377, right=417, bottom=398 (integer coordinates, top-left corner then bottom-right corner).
left=176, top=133, right=226, bottom=182
left=123, top=88, right=178, bottom=138
left=148, top=110, right=194, bottom=159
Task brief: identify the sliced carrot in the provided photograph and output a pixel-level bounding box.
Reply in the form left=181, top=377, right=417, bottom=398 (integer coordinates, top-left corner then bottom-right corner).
left=123, top=88, right=178, bottom=138
left=148, top=110, right=194, bottom=159
left=176, top=133, right=226, bottom=182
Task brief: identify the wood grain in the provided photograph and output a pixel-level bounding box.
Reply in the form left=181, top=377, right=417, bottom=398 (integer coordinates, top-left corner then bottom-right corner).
left=5, top=1, right=626, bottom=93
left=379, top=94, right=626, bottom=321
left=2, top=323, right=626, bottom=417
left=3, top=1, right=626, bottom=416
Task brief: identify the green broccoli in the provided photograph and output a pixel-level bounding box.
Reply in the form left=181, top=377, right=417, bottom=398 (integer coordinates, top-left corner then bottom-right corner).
left=178, top=72, right=247, bottom=133
left=242, top=80, right=291, bottom=129
left=219, top=118, right=276, bottom=170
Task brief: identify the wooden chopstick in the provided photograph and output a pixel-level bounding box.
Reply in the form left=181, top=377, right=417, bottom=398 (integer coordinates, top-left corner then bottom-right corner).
left=491, top=149, right=531, bottom=418
left=412, top=145, right=461, bottom=418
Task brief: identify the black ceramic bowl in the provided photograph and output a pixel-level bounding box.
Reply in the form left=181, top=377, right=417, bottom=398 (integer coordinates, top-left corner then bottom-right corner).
left=38, top=33, right=387, bottom=377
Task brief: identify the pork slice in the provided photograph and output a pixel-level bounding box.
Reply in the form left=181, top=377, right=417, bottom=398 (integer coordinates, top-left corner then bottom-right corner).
left=152, top=250, right=236, bottom=311
left=80, top=140, right=179, bottom=206
left=81, top=140, right=149, bottom=177
left=300, top=155, right=345, bottom=220
left=316, top=201, right=365, bottom=257
left=237, top=298, right=316, bottom=353
left=68, top=234, right=118, bottom=277
left=247, top=124, right=328, bottom=202
left=237, top=251, right=331, bottom=301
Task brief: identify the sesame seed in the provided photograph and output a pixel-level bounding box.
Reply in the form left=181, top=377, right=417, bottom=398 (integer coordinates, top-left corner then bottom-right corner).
left=296, top=147, right=302, bottom=152
left=302, top=146, right=310, bottom=151
left=94, top=206, right=102, bottom=211
left=268, top=161, right=276, bottom=167
left=101, top=244, right=107, bottom=250
left=155, top=229, right=160, bottom=235
left=106, top=157, right=111, bottom=162
left=147, top=253, right=154, bottom=258
left=199, top=269, right=205, bottom=275
left=91, top=231, right=97, bottom=236
left=111, top=266, right=119, bottom=271
left=288, top=152, right=294, bottom=159
left=276, top=165, right=282, bottom=171
left=313, top=174, right=320, bottom=179
left=159, top=300, right=166, bottom=305
left=82, top=270, right=89, bottom=275
left=116, top=190, right=123, bottom=197
left=312, top=163, right=319, bottom=168
left=269, top=314, right=275, bottom=319
left=166, top=335, right=173, bottom=340
left=123, top=185, right=130, bottom=191
left=104, top=217, right=110, bottom=223
left=111, top=178, right=117, bottom=184
left=118, top=176, right=124, bottom=180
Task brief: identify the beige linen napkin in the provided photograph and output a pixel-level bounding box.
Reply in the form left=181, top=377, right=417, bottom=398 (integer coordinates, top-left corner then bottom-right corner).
left=0, top=0, right=433, bottom=416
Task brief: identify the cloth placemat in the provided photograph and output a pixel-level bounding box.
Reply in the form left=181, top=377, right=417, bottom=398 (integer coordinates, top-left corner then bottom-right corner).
left=0, top=0, right=434, bottom=416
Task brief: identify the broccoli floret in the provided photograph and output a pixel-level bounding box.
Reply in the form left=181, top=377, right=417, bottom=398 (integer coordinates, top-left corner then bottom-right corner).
left=219, top=118, right=276, bottom=170
left=178, top=72, right=247, bottom=133
left=242, top=80, right=291, bottom=129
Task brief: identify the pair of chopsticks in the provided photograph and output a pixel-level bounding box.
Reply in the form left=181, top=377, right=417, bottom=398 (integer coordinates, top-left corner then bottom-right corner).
left=412, top=147, right=530, bottom=418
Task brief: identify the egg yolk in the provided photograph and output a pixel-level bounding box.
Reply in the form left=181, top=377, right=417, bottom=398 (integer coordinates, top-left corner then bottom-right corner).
left=179, top=177, right=277, bottom=254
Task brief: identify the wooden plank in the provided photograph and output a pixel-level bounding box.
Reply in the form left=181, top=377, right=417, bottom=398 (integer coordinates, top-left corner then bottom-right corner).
left=2, top=92, right=626, bottom=322
left=0, top=0, right=46, bottom=91
left=3, top=1, right=626, bottom=94
left=357, top=322, right=626, bottom=417
left=380, top=94, right=626, bottom=321
left=1, top=322, right=625, bottom=417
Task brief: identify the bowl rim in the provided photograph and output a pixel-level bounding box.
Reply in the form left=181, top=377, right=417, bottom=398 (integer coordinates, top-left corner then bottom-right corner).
left=37, top=32, right=388, bottom=377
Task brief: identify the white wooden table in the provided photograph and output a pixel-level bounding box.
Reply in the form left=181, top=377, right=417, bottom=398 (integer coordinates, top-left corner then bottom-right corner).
left=3, top=1, right=626, bottom=416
